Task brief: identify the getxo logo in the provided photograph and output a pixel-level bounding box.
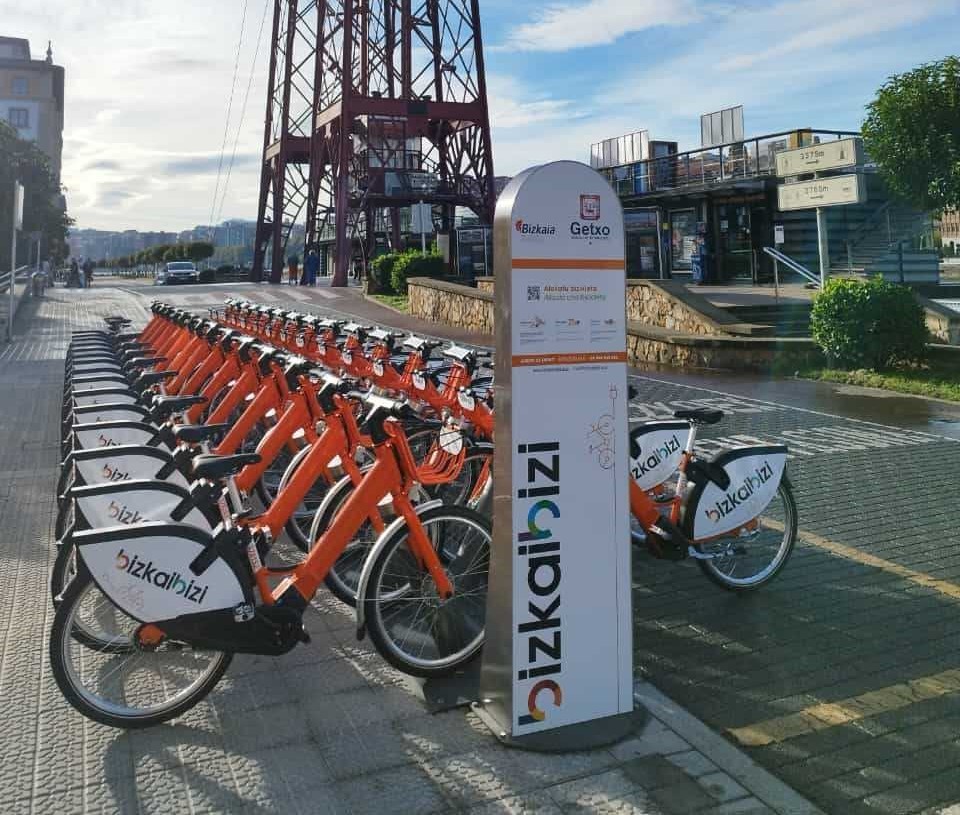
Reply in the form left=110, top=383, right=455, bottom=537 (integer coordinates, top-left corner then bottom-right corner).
left=570, top=222, right=611, bottom=238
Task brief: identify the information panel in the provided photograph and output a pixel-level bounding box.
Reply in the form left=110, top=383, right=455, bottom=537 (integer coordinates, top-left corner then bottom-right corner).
left=480, top=162, right=633, bottom=745
left=777, top=173, right=866, bottom=211
left=775, top=137, right=863, bottom=177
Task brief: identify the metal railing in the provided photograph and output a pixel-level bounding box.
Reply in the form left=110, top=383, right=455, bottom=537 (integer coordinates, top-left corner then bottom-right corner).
left=764, top=247, right=821, bottom=298
left=2, top=265, right=33, bottom=342
left=602, top=129, right=863, bottom=198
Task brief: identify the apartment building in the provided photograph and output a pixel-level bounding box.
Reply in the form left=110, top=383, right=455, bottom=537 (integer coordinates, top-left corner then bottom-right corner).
left=0, top=37, right=65, bottom=182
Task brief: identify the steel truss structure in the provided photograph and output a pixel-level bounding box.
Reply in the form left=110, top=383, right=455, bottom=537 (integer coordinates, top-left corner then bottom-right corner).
left=253, top=0, right=496, bottom=286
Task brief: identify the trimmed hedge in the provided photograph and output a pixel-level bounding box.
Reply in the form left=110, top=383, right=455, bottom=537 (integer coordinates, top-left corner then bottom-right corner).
left=391, top=249, right=445, bottom=294
left=810, top=276, right=929, bottom=370
left=368, top=253, right=398, bottom=294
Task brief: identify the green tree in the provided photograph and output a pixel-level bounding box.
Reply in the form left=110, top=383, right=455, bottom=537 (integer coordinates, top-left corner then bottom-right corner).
left=0, top=121, right=72, bottom=268
left=186, top=241, right=215, bottom=267
left=862, top=57, right=960, bottom=212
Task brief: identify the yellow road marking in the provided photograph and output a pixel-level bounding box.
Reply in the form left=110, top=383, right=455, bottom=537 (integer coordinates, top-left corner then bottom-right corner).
left=729, top=668, right=960, bottom=747
left=728, top=524, right=960, bottom=747
left=771, top=522, right=960, bottom=602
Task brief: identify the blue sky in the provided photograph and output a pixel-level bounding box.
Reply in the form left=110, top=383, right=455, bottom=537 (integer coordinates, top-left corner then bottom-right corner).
left=3, top=0, right=958, bottom=231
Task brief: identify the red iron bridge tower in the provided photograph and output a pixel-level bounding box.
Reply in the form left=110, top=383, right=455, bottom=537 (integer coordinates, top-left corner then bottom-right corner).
left=252, top=0, right=497, bottom=286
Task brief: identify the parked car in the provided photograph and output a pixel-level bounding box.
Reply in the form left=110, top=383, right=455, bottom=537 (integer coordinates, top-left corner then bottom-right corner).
left=155, top=261, right=199, bottom=285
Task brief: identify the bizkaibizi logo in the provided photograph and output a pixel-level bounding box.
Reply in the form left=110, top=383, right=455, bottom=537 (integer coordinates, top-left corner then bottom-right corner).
left=704, top=461, right=775, bottom=524
left=115, top=549, right=209, bottom=605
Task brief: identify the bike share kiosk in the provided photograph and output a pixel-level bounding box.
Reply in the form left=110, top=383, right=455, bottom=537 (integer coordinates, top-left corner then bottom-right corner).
left=475, top=161, right=639, bottom=749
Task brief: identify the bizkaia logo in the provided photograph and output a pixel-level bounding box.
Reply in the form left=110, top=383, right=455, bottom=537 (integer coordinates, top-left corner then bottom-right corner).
left=115, top=549, right=209, bottom=605
left=630, top=434, right=682, bottom=481
left=98, top=434, right=119, bottom=448
left=515, top=441, right=564, bottom=727
left=514, top=219, right=557, bottom=237
left=704, top=461, right=775, bottom=523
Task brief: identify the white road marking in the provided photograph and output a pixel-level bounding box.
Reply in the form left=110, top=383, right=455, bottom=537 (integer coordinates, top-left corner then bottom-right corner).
left=630, top=373, right=957, bottom=443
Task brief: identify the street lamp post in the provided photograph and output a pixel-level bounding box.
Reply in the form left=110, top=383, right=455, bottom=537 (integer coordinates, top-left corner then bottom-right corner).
left=9, top=181, right=24, bottom=342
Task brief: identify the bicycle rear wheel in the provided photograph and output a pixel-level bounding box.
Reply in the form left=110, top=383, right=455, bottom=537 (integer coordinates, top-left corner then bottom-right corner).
left=692, top=477, right=797, bottom=592
left=50, top=572, right=232, bottom=728
left=362, top=505, right=490, bottom=678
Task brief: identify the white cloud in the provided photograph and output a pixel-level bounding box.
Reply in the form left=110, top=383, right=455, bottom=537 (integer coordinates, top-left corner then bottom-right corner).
left=486, top=74, right=579, bottom=128
left=601, top=0, right=957, bottom=149
left=502, top=0, right=705, bottom=52
left=2, top=0, right=269, bottom=230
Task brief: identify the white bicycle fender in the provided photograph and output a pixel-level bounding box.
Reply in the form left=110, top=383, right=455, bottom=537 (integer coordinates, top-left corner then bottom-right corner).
left=629, top=420, right=689, bottom=491
left=689, top=446, right=788, bottom=540
left=354, top=499, right=444, bottom=636
left=72, top=422, right=167, bottom=452
left=73, top=483, right=211, bottom=532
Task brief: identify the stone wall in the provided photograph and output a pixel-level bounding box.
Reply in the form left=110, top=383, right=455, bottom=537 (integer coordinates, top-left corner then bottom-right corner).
left=407, top=277, right=494, bottom=335
left=627, top=324, right=822, bottom=371
left=475, top=277, right=495, bottom=295
left=406, top=276, right=820, bottom=371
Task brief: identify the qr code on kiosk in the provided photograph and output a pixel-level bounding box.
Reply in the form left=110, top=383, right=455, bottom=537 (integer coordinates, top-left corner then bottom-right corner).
left=527, top=286, right=541, bottom=301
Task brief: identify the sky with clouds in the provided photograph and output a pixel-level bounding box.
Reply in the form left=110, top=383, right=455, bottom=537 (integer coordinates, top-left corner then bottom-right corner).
left=2, top=0, right=957, bottom=231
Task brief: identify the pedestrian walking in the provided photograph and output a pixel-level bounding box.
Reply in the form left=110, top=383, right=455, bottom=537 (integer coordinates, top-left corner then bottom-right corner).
left=304, top=250, right=320, bottom=286
left=352, top=257, right=363, bottom=282
left=68, top=258, right=80, bottom=288
left=287, top=254, right=299, bottom=285
left=82, top=258, right=95, bottom=288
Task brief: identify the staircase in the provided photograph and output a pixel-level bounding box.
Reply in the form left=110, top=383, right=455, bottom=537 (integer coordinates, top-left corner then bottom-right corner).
left=777, top=174, right=940, bottom=284
left=830, top=202, right=933, bottom=276
left=724, top=303, right=813, bottom=338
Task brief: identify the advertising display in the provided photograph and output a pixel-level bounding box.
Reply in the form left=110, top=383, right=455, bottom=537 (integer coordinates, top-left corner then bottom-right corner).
left=479, top=162, right=634, bottom=748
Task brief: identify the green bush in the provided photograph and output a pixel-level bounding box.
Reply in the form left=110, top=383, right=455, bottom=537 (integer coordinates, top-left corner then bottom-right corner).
left=390, top=249, right=445, bottom=294
left=369, top=253, right=398, bottom=294
left=810, top=276, right=929, bottom=370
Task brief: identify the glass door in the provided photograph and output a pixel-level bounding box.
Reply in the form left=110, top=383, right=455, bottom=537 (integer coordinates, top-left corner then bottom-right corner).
left=717, top=204, right=753, bottom=281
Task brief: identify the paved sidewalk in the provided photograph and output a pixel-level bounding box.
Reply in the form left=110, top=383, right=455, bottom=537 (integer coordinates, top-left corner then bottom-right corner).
left=0, top=287, right=819, bottom=814
left=102, top=280, right=960, bottom=814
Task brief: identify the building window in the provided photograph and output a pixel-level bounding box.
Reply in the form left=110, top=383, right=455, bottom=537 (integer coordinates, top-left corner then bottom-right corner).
left=8, top=108, right=29, bottom=129
left=12, top=77, right=28, bottom=96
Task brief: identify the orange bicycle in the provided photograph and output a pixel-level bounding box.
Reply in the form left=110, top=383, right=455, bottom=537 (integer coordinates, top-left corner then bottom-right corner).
left=50, top=393, right=491, bottom=729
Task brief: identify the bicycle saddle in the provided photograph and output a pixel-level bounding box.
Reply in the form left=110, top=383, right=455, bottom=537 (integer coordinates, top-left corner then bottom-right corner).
left=152, top=395, right=208, bottom=419
left=191, top=453, right=261, bottom=481
left=135, top=369, right=179, bottom=388
left=673, top=408, right=724, bottom=425
left=173, top=423, right=232, bottom=444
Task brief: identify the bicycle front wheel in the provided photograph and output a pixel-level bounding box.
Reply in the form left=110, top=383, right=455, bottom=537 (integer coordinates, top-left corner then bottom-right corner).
left=50, top=573, right=232, bottom=729
left=362, top=505, right=490, bottom=678
left=693, top=476, right=797, bottom=592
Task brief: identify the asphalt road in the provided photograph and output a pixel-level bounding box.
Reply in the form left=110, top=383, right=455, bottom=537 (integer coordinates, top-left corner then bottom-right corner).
left=117, top=278, right=960, bottom=814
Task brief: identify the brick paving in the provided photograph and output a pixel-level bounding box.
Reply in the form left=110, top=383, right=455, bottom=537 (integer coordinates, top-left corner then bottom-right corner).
left=0, top=285, right=817, bottom=814
left=118, top=279, right=960, bottom=814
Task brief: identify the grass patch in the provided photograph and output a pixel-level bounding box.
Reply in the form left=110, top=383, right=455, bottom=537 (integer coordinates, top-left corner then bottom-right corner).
left=797, top=366, right=960, bottom=402
left=370, top=294, right=409, bottom=312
